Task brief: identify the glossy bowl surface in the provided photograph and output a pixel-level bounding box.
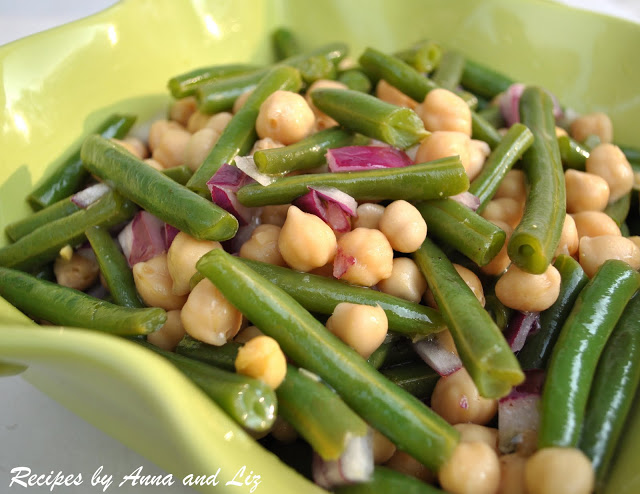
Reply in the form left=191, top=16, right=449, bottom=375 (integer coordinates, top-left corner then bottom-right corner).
left=1, top=1, right=639, bottom=492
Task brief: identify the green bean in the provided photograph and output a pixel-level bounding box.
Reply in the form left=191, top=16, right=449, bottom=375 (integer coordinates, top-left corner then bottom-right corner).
left=237, top=258, right=446, bottom=336
left=0, top=190, right=136, bottom=271
left=138, top=340, right=276, bottom=433
left=557, top=135, right=589, bottom=170
left=337, top=69, right=372, bottom=93
left=84, top=225, right=143, bottom=308
left=277, top=365, right=369, bottom=460
left=413, top=238, right=524, bottom=399
left=471, top=112, right=502, bottom=149
left=31, top=263, right=55, bottom=282
left=0, top=266, right=165, bottom=335
left=237, top=157, right=468, bottom=207
left=380, top=362, right=439, bottom=401
left=477, top=105, right=505, bottom=129
left=507, top=87, right=566, bottom=274
left=604, top=192, right=631, bottom=227
left=5, top=196, right=80, bottom=242
left=176, top=336, right=240, bottom=371
left=272, top=27, right=301, bottom=61
left=517, top=255, right=589, bottom=371
left=81, top=136, right=238, bottom=241
left=415, top=199, right=506, bottom=267
left=484, top=289, right=513, bottom=332
left=168, top=64, right=260, bottom=99
left=253, top=127, right=357, bottom=175
left=461, top=59, right=514, bottom=100
left=619, top=143, right=640, bottom=164
left=579, top=294, right=640, bottom=486
left=196, top=249, right=459, bottom=472
left=582, top=134, right=602, bottom=150
left=470, top=123, right=534, bottom=212
left=161, top=165, right=193, bottom=185
left=311, top=88, right=427, bottom=149
left=188, top=66, right=303, bottom=196
left=432, top=50, right=465, bottom=90
left=394, top=39, right=442, bottom=74
left=335, top=467, right=446, bottom=494
left=538, top=260, right=640, bottom=448
left=27, top=114, right=136, bottom=210
left=298, top=55, right=337, bottom=84
left=366, top=333, right=398, bottom=369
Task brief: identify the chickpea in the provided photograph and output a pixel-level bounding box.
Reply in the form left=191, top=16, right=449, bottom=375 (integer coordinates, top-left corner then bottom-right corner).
left=579, top=235, right=640, bottom=278
left=564, top=169, right=610, bottom=213
left=629, top=235, right=640, bottom=251
left=260, top=204, right=290, bottom=227
left=256, top=90, right=315, bottom=145
left=334, top=228, right=393, bottom=286
left=481, top=197, right=524, bottom=230
left=555, top=126, right=568, bottom=138
left=204, top=111, right=233, bottom=134
left=54, top=252, right=99, bottom=291
left=481, top=220, right=513, bottom=277
left=143, top=158, right=164, bottom=171
left=376, top=79, right=418, bottom=109
left=278, top=206, right=337, bottom=271
left=232, top=89, right=253, bottom=113
left=169, top=96, right=198, bottom=127
left=418, top=88, right=472, bottom=136
left=148, top=119, right=184, bottom=152
left=377, top=257, right=427, bottom=303
left=305, top=79, right=347, bottom=127
left=133, top=254, right=187, bottom=310
left=181, top=278, right=243, bottom=345
left=152, top=126, right=191, bottom=168
left=385, top=450, right=434, bottom=483
left=184, top=128, right=220, bottom=172
left=250, top=137, right=284, bottom=155
left=167, top=232, right=221, bottom=296
left=495, top=264, right=561, bottom=312
left=570, top=112, right=613, bottom=144
left=112, top=137, right=149, bottom=159
left=454, top=264, right=485, bottom=307
left=146, top=309, right=186, bottom=351
left=372, top=429, right=396, bottom=464
left=309, top=262, right=334, bottom=278
left=495, top=169, right=526, bottom=201
left=555, top=214, right=580, bottom=257
left=438, top=441, right=500, bottom=494
left=497, top=454, right=527, bottom=494
left=270, top=416, right=298, bottom=443
left=353, top=203, right=385, bottom=230
left=235, top=335, right=287, bottom=389
left=467, top=139, right=491, bottom=181
left=378, top=200, right=427, bottom=253
left=431, top=368, right=497, bottom=425
left=325, top=302, right=388, bottom=358
left=239, top=224, right=286, bottom=266
left=571, top=211, right=621, bottom=239
left=414, top=131, right=471, bottom=174
left=586, top=143, right=633, bottom=202
left=525, top=447, right=594, bottom=494
left=453, top=424, right=499, bottom=453
left=234, top=325, right=264, bottom=344
left=186, top=110, right=211, bottom=133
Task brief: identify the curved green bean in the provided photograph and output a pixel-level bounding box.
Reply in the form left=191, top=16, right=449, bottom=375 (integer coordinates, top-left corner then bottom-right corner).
left=557, top=135, right=589, bottom=170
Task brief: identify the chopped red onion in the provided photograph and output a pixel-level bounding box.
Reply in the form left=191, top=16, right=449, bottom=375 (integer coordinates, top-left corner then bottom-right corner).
left=312, top=432, right=374, bottom=489
left=505, top=311, right=540, bottom=353
left=326, top=146, right=412, bottom=172
left=333, top=248, right=356, bottom=279
left=117, top=211, right=167, bottom=267
left=164, top=224, right=180, bottom=247
left=413, top=336, right=462, bottom=377
left=498, top=369, right=544, bottom=453
left=450, top=191, right=481, bottom=211
left=207, top=163, right=255, bottom=226
left=500, top=83, right=563, bottom=127
left=71, top=183, right=111, bottom=209
left=294, top=187, right=356, bottom=233
left=235, top=155, right=277, bottom=186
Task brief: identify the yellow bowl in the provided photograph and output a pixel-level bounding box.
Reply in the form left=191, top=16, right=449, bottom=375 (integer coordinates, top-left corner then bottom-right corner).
left=1, top=1, right=639, bottom=492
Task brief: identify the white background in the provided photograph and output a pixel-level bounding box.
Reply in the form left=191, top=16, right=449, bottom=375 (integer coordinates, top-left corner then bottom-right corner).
left=1, top=1, right=639, bottom=493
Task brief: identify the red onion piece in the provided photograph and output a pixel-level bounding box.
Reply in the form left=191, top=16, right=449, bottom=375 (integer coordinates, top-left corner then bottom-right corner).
left=326, top=146, right=412, bottom=172
left=235, top=155, right=277, bottom=186
left=333, top=248, right=356, bottom=279
left=164, top=224, right=180, bottom=247
left=312, top=432, right=374, bottom=489
left=450, top=191, right=481, bottom=211
left=117, top=211, right=167, bottom=267
left=207, top=163, right=255, bottom=226
left=498, top=369, right=544, bottom=453
left=505, top=311, right=540, bottom=353
left=500, top=83, right=563, bottom=127
left=71, top=183, right=111, bottom=209
left=413, top=336, right=462, bottom=377
left=294, top=187, right=356, bottom=233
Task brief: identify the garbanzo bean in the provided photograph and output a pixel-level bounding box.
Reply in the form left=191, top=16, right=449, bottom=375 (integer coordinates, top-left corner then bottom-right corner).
left=414, top=130, right=470, bottom=173
left=169, top=96, right=198, bottom=127
left=152, top=126, right=191, bottom=168
left=232, top=89, right=253, bottom=113
left=184, top=128, right=220, bottom=172
left=498, top=454, right=527, bottom=494
left=372, top=429, right=397, bottom=464
left=377, top=257, right=427, bottom=303
left=181, top=278, right=243, bottom=346
left=234, top=325, right=264, bottom=344
left=278, top=206, right=337, bottom=272
left=525, top=447, right=594, bottom=494
left=481, top=220, right=513, bottom=277
left=385, top=450, right=434, bottom=483
left=186, top=110, right=211, bottom=133
left=146, top=309, right=186, bottom=351
left=570, top=112, right=613, bottom=144
left=578, top=235, right=640, bottom=278
left=112, top=137, right=149, bottom=160
left=167, top=232, right=221, bottom=296
left=325, top=302, right=388, bottom=358
left=585, top=143, right=633, bottom=202
left=376, top=79, right=419, bottom=109
left=334, top=228, right=393, bottom=286
left=431, top=367, right=498, bottom=425
left=495, top=263, right=561, bottom=312
left=571, top=211, right=621, bottom=239
left=235, top=335, right=287, bottom=389
left=495, top=169, right=526, bottom=201
left=305, top=79, right=347, bottom=129
left=564, top=169, right=610, bottom=213
left=205, top=111, right=234, bottom=134
left=454, top=264, right=485, bottom=307
left=239, top=224, right=286, bottom=267
left=53, top=252, right=99, bottom=291
left=353, top=203, right=385, bottom=230
left=250, top=137, right=285, bottom=155
left=481, top=197, right=524, bottom=230
left=467, top=139, right=491, bottom=181
left=256, top=90, right=315, bottom=145
left=554, top=214, right=579, bottom=257
left=418, top=88, right=472, bottom=136
left=378, top=200, right=427, bottom=253
left=133, top=253, right=188, bottom=310
left=453, top=423, right=499, bottom=453
left=143, top=158, right=165, bottom=171
left=438, top=441, right=501, bottom=494
left=148, top=119, right=184, bottom=153
left=260, top=204, right=290, bottom=227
